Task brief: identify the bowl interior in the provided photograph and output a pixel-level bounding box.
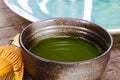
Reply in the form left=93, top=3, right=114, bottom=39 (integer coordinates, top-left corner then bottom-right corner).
left=20, top=18, right=112, bottom=59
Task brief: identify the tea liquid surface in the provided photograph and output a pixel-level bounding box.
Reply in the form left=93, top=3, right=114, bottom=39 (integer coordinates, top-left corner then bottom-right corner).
left=29, top=37, right=102, bottom=62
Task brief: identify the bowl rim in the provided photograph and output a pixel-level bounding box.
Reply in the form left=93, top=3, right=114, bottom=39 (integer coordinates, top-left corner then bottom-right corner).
left=19, top=18, right=113, bottom=65
left=4, top=0, right=120, bottom=34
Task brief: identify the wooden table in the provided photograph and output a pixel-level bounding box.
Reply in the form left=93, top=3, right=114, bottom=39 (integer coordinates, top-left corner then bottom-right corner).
left=0, top=0, right=120, bottom=80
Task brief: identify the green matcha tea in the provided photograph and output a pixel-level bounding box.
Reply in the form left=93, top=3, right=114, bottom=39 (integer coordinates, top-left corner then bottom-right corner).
left=29, top=37, right=102, bottom=62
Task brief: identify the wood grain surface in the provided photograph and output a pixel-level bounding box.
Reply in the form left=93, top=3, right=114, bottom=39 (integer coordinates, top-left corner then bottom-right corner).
left=0, top=0, right=120, bottom=80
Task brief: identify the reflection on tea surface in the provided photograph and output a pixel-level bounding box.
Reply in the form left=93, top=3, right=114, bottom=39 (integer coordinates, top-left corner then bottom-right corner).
left=29, top=37, right=102, bottom=62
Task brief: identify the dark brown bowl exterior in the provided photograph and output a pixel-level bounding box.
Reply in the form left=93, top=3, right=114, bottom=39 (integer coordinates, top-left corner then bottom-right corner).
left=19, top=18, right=113, bottom=80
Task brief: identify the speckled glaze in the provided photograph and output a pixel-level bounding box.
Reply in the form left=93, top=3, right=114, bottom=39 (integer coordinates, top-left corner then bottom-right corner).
left=19, top=18, right=113, bottom=80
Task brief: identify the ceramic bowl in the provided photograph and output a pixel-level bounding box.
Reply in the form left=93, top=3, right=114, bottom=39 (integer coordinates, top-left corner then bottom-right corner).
left=19, top=18, right=113, bottom=80
left=4, top=0, right=120, bottom=34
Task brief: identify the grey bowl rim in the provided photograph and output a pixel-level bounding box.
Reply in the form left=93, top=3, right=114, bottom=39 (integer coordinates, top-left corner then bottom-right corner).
left=19, top=17, right=113, bottom=65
